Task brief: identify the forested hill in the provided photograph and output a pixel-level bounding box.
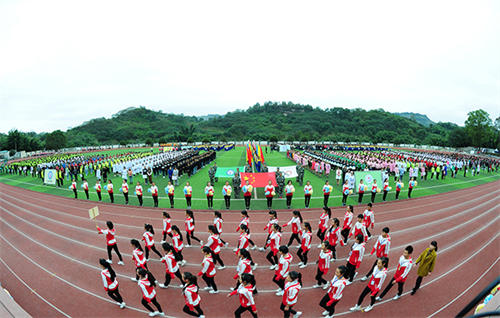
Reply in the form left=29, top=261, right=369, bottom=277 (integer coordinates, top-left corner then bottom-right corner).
left=393, top=112, right=435, bottom=127
left=65, top=103, right=458, bottom=146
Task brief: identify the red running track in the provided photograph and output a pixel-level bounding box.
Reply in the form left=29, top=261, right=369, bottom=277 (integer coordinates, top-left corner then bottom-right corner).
left=0, top=182, right=499, bottom=318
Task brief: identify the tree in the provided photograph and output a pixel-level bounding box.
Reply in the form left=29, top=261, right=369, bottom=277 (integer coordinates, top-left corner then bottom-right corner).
left=447, top=127, right=469, bottom=147
left=464, top=109, right=493, bottom=147
left=45, top=130, right=66, bottom=150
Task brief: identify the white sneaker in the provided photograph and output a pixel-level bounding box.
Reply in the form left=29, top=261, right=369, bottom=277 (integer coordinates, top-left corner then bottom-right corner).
left=364, top=305, right=373, bottom=312
left=159, top=283, right=167, bottom=288
left=298, top=262, right=303, bottom=266
left=375, top=296, right=382, bottom=301
left=200, top=241, right=204, bottom=246
left=295, top=245, right=301, bottom=249
left=131, top=277, right=138, bottom=282
left=317, top=244, right=322, bottom=248
left=146, top=259, right=150, bottom=262
left=330, top=258, right=335, bottom=262
left=203, top=286, right=211, bottom=290
left=251, top=246, right=257, bottom=250
left=322, top=310, right=329, bottom=316
left=293, top=312, right=302, bottom=318
left=233, top=248, right=238, bottom=252
left=209, top=290, right=219, bottom=294
left=148, top=312, right=156, bottom=317
left=276, top=288, right=282, bottom=292
left=181, top=260, right=187, bottom=266
left=353, top=272, right=358, bottom=279
left=259, top=247, right=265, bottom=252
left=160, top=240, right=166, bottom=244
left=230, top=287, right=235, bottom=291
left=252, top=263, right=258, bottom=270
left=117, top=261, right=124, bottom=266
left=346, top=281, right=352, bottom=286
left=199, top=316, right=205, bottom=318
left=312, top=284, right=322, bottom=288
left=106, top=259, right=112, bottom=264
left=361, top=276, right=368, bottom=281
left=157, top=312, right=165, bottom=317
left=350, top=305, right=361, bottom=311
left=299, top=264, right=307, bottom=268
left=217, top=266, right=226, bottom=270
left=323, top=284, right=329, bottom=290
left=224, top=242, right=229, bottom=246
left=393, top=295, right=400, bottom=300
left=185, top=245, right=191, bottom=248
left=120, top=302, right=126, bottom=309
left=275, top=290, right=284, bottom=296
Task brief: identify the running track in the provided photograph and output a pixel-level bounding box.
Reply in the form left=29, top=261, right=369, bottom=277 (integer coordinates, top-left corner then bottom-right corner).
left=0, top=181, right=499, bottom=318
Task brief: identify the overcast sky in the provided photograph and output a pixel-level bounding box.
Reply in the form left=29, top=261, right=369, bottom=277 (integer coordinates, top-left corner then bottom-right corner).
left=1, top=0, right=499, bottom=134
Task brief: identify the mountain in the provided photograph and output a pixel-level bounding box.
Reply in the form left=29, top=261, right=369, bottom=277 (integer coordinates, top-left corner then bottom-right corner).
left=394, top=112, right=435, bottom=127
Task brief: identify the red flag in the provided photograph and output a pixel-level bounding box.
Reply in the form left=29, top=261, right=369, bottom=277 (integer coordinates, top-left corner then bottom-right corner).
left=240, top=172, right=277, bottom=188
left=246, top=145, right=252, bottom=165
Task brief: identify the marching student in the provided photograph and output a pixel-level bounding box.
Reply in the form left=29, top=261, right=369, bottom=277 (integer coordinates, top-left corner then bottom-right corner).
left=198, top=246, right=219, bottom=294
left=235, top=224, right=251, bottom=255
left=106, top=180, right=114, bottom=203
left=120, top=179, right=129, bottom=205
left=345, top=234, right=366, bottom=285
left=357, top=179, right=366, bottom=205
left=265, top=180, right=276, bottom=209
left=408, top=177, right=417, bottom=198
left=361, top=227, right=391, bottom=281
left=95, top=180, right=102, bottom=201
left=182, top=272, right=205, bottom=318
left=130, top=239, right=148, bottom=282
left=285, top=180, right=295, bottom=209
left=242, top=180, right=253, bottom=210
left=342, top=180, right=350, bottom=206
left=263, top=210, right=279, bottom=249
left=395, top=180, right=403, bottom=200
left=349, top=214, right=369, bottom=243
left=97, top=221, right=124, bottom=265
left=297, top=222, right=312, bottom=268
left=185, top=210, right=202, bottom=247
left=317, top=207, right=331, bottom=247
left=205, top=181, right=215, bottom=209
left=171, top=225, right=186, bottom=266
left=274, top=245, right=293, bottom=296
left=227, top=273, right=258, bottom=318
left=370, top=179, right=378, bottom=203
left=281, top=271, right=303, bottom=318
left=137, top=268, right=164, bottom=317
left=159, top=243, right=184, bottom=288
left=70, top=179, right=77, bottom=198
left=204, top=225, right=225, bottom=269
left=341, top=205, right=354, bottom=244
left=319, top=265, right=348, bottom=318
left=214, top=210, right=228, bottom=246
left=99, top=258, right=126, bottom=309
left=411, top=241, right=438, bottom=295
left=136, top=181, right=144, bottom=206
left=322, top=180, right=332, bottom=207
left=165, top=181, right=175, bottom=208
left=363, top=203, right=375, bottom=239
left=350, top=257, right=388, bottom=312
left=263, top=224, right=282, bottom=269
left=283, top=210, right=303, bottom=247
left=143, top=224, right=163, bottom=260
left=324, top=218, right=344, bottom=260
left=150, top=182, right=159, bottom=208
left=313, top=241, right=333, bottom=289
left=184, top=181, right=193, bottom=209
left=236, top=210, right=256, bottom=249
left=223, top=181, right=232, bottom=209
left=82, top=178, right=89, bottom=199
left=161, top=212, right=172, bottom=243
left=232, top=249, right=258, bottom=294
left=377, top=245, right=413, bottom=301
left=303, top=180, right=313, bottom=208
left=382, top=178, right=390, bottom=201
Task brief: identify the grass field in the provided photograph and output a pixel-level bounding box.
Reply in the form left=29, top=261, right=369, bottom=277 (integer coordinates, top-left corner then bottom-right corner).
left=2, top=146, right=499, bottom=211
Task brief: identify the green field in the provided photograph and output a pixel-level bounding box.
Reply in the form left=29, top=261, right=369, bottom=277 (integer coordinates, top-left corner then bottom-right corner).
left=1, top=147, right=499, bottom=210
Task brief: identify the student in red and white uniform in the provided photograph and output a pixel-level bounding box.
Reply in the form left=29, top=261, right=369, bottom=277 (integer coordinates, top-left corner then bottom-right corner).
left=121, top=179, right=129, bottom=205
left=350, top=257, right=388, bottom=312
left=95, top=180, right=102, bottom=201
left=184, top=181, right=193, bottom=209
left=166, top=181, right=175, bottom=208
left=362, top=227, right=391, bottom=281
left=185, top=210, right=202, bottom=247
left=130, top=239, right=148, bottom=282
left=317, top=207, right=331, bottom=247
left=150, top=182, right=159, bottom=208
left=358, top=179, right=367, bottom=204
left=264, top=180, right=275, bottom=209
left=319, top=265, right=348, bottom=318
left=107, top=180, right=114, bottom=203
left=82, top=178, right=89, bottom=199
left=182, top=272, right=205, bottom=318
left=297, top=222, right=312, bottom=268
left=205, top=181, right=215, bottom=209
left=382, top=178, right=390, bottom=201
left=349, top=214, right=368, bottom=243
left=99, top=258, right=125, bottom=309
left=363, top=203, right=375, bottom=239
left=313, top=241, right=333, bottom=289
left=233, top=249, right=257, bottom=293
left=300, top=179, right=312, bottom=208
left=284, top=180, right=295, bottom=209
left=235, top=224, right=251, bottom=254
left=345, top=234, right=366, bottom=285
left=342, top=180, right=350, bottom=206
left=281, top=271, right=303, bottom=318
left=370, top=179, right=378, bottom=203
left=264, top=224, right=282, bottom=269
left=262, top=210, right=279, bottom=249
left=283, top=210, right=303, bottom=247
left=341, top=205, right=354, bottom=244
left=70, top=179, right=78, bottom=198
left=171, top=225, right=186, bottom=266
left=377, top=245, right=413, bottom=301
left=159, top=243, right=184, bottom=288
left=142, top=224, right=163, bottom=260
left=161, top=211, right=172, bottom=243
left=198, top=247, right=219, bottom=293
left=228, top=273, right=258, bottom=318
left=235, top=210, right=256, bottom=249
left=274, top=245, right=293, bottom=296
left=97, top=221, right=124, bottom=265
left=324, top=218, right=345, bottom=259
left=136, top=181, right=143, bottom=206
left=243, top=180, right=253, bottom=210
left=408, top=177, right=417, bottom=198
left=395, top=180, right=403, bottom=200
left=137, top=268, right=164, bottom=317
left=223, top=181, right=232, bottom=209
left=204, top=225, right=225, bottom=269
left=322, top=180, right=332, bottom=207
left=214, top=210, right=228, bottom=246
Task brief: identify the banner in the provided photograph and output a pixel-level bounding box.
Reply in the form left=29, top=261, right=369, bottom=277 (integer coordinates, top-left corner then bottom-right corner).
left=88, top=206, right=100, bottom=219
left=240, top=172, right=277, bottom=188
left=354, top=170, right=383, bottom=193
left=214, top=166, right=245, bottom=178
left=268, top=166, right=298, bottom=178
left=44, top=169, right=57, bottom=185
